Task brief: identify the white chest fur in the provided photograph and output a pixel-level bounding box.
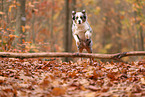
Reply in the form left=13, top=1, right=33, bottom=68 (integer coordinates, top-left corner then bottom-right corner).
left=73, top=22, right=90, bottom=40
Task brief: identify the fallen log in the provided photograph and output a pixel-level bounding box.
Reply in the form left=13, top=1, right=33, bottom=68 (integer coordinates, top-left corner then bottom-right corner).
left=0, top=51, right=144, bottom=60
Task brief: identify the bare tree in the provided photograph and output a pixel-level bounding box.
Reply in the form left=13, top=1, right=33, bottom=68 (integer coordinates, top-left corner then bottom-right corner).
left=64, top=0, right=71, bottom=61
left=134, top=0, right=144, bottom=51
left=50, top=0, right=55, bottom=52
left=16, top=0, right=26, bottom=52
left=0, top=0, right=4, bottom=49
left=32, top=1, right=35, bottom=44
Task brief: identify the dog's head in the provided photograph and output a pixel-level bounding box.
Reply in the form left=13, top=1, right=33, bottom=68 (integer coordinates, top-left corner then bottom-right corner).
left=72, top=10, right=87, bottom=24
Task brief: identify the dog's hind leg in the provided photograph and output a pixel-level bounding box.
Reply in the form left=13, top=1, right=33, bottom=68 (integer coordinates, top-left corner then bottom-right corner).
left=85, top=39, right=93, bottom=64
left=77, top=39, right=84, bottom=61
left=78, top=47, right=83, bottom=61
left=86, top=47, right=94, bottom=64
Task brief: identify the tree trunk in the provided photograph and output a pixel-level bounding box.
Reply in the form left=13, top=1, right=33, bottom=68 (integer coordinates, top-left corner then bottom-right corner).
left=135, top=0, right=144, bottom=51
left=0, top=0, right=4, bottom=18
left=13, top=0, right=18, bottom=49
left=139, top=25, right=144, bottom=51
left=64, top=0, right=70, bottom=61
left=50, top=0, right=55, bottom=52
left=0, top=0, right=4, bottom=49
left=32, top=5, right=35, bottom=44
left=66, top=0, right=75, bottom=61
left=116, top=4, right=122, bottom=53
left=102, top=16, right=111, bottom=48
left=3, top=0, right=9, bottom=51
left=4, top=0, right=9, bottom=28
left=16, top=0, right=26, bottom=52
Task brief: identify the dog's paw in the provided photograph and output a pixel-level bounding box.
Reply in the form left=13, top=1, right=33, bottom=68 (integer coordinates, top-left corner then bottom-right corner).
left=85, top=34, right=89, bottom=39
left=85, top=31, right=91, bottom=39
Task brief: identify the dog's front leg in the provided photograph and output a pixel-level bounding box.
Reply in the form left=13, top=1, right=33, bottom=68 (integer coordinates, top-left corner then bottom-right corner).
left=73, top=34, right=80, bottom=47
left=85, top=30, right=92, bottom=39
left=73, top=34, right=84, bottom=61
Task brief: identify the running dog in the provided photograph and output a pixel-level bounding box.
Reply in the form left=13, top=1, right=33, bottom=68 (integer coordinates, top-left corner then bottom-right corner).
left=72, top=10, right=93, bottom=63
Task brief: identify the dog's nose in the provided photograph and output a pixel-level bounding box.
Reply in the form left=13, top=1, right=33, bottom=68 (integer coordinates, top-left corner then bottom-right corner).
left=78, top=20, right=81, bottom=24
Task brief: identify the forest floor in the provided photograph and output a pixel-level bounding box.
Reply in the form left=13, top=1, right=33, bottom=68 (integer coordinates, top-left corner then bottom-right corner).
left=0, top=58, right=145, bottom=97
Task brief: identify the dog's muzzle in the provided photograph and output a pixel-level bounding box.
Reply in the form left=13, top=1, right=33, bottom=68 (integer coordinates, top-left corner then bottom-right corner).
left=78, top=20, right=81, bottom=24
left=77, top=20, right=82, bottom=24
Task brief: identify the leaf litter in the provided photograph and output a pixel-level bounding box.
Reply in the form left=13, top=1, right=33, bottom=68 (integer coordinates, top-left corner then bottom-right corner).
left=0, top=58, right=145, bottom=97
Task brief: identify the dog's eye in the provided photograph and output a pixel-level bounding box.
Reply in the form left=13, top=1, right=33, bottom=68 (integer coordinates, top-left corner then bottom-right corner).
left=80, top=16, right=83, bottom=19
left=76, top=17, right=78, bottom=19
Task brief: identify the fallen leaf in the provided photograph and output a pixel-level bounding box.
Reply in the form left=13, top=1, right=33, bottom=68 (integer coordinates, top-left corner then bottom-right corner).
left=0, top=76, right=6, bottom=83
left=51, top=87, right=66, bottom=96
left=85, top=92, right=96, bottom=97
left=87, top=85, right=101, bottom=91
left=141, top=77, right=145, bottom=85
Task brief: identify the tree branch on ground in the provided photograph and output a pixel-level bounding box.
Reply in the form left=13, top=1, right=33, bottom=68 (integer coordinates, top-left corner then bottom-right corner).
left=0, top=51, right=144, bottom=61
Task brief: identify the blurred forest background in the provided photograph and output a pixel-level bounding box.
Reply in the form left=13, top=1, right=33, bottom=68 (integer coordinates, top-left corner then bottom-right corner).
left=0, top=0, right=144, bottom=60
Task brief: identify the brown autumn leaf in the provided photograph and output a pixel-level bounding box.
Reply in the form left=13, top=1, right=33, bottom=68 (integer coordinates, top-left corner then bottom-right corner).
left=0, top=58, right=145, bottom=96
left=141, top=77, right=145, bottom=85
left=85, top=92, right=96, bottom=97
left=68, top=70, right=77, bottom=78
left=0, top=76, right=6, bottom=84
left=101, top=87, right=109, bottom=92
left=132, top=84, right=142, bottom=93
left=87, top=85, right=101, bottom=91
left=93, top=70, right=99, bottom=79
left=80, top=86, right=86, bottom=91
left=51, top=87, right=66, bottom=96
left=107, top=72, right=117, bottom=80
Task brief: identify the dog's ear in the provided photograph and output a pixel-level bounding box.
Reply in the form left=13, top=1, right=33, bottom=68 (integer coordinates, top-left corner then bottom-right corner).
left=82, top=10, right=86, bottom=19
left=72, top=11, right=76, bottom=20
left=82, top=10, right=86, bottom=15
left=72, top=11, right=76, bottom=15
